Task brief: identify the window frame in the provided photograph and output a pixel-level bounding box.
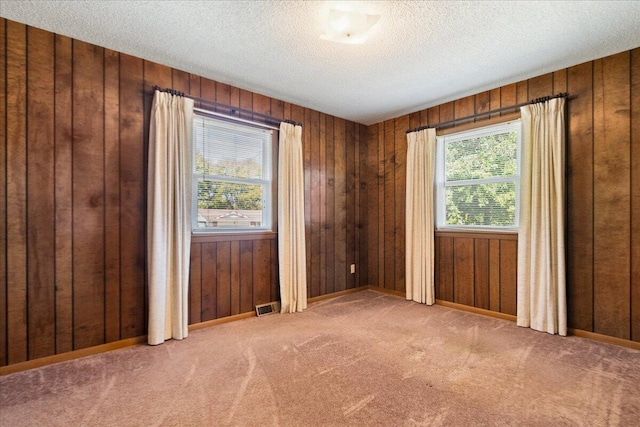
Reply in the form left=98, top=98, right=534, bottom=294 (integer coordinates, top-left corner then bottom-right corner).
left=435, top=120, right=522, bottom=232
left=191, top=113, right=275, bottom=234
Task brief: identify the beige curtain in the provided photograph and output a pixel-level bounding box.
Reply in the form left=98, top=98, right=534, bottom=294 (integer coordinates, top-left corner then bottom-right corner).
left=405, top=128, right=437, bottom=305
left=147, top=90, right=194, bottom=345
left=517, top=98, right=567, bottom=336
left=278, top=122, right=307, bottom=313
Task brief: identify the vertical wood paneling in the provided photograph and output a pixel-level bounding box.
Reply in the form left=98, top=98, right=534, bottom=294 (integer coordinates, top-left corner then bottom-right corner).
left=346, top=121, right=356, bottom=289
left=499, top=240, right=517, bottom=315
left=104, top=48, right=121, bottom=343
left=121, top=54, right=148, bottom=339
left=319, top=113, right=327, bottom=295
left=253, top=240, right=271, bottom=306
left=0, top=18, right=7, bottom=366
left=239, top=241, right=253, bottom=314
left=27, top=27, right=56, bottom=359
left=489, top=239, right=501, bottom=312
left=310, top=110, right=321, bottom=297
left=377, top=124, right=385, bottom=287
left=438, top=237, right=454, bottom=301
left=325, top=115, right=336, bottom=293
left=189, top=243, right=202, bottom=324
left=334, top=118, right=347, bottom=291
left=54, top=34, right=73, bottom=355
left=367, top=125, right=379, bottom=286
left=453, top=238, right=474, bottom=307
left=383, top=120, right=395, bottom=290
left=566, top=61, right=594, bottom=331
left=217, top=242, right=232, bottom=318
left=201, top=242, right=217, bottom=321
left=394, top=116, right=408, bottom=292
left=593, top=52, right=631, bottom=339
left=631, top=48, right=640, bottom=342
left=474, top=239, right=489, bottom=310
left=72, top=40, right=105, bottom=350
left=476, top=91, right=490, bottom=115
left=230, top=241, right=240, bottom=315
left=6, top=20, right=28, bottom=365
left=358, top=125, right=369, bottom=286
left=528, top=73, right=553, bottom=100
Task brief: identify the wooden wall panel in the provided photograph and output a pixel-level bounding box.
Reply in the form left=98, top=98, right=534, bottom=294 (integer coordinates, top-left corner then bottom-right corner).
left=366, top=49, right=638, bottom=342
left=1, top=18, right=365, bottom=366
left=334, top=118, right=348, bottom=291
left=0, top=18, right=6, bottom=366
left=6, top=21, right=28, bottom=364
left=104, top=48, right=121, bottom=344
left=632, top=48, right=640, bottom=342
left=120, top=54, right=147, bottom=340
left=593, top=52, right=631, bottom=339
left=394, top=116, right=408, bottom=291
left=54, top=34, right=73, bottom=355
left=27, top=27, right=56, bottom=359
left=566, top=61, right=594, bottom=332
left=72, top=40, right=105, bottom=350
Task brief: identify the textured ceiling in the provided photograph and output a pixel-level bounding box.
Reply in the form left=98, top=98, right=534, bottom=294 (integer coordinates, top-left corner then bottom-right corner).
left=2, top=1, right=639, bottom=125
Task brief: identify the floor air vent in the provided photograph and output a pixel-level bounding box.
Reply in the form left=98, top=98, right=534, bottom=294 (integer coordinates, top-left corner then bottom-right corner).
left=255, top=302, right=280, bottom=317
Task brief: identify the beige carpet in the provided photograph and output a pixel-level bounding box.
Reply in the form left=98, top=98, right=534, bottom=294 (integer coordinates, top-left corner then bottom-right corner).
left=1, top=290, right=639, bottom=426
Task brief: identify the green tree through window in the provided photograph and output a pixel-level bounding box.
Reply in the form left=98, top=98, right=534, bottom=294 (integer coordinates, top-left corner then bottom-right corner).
left=436, top=121, right=520, bottom=229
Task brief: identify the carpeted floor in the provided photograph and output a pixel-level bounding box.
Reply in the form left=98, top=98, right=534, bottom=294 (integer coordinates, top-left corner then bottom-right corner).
left=1, top=290, right=639, bottom=426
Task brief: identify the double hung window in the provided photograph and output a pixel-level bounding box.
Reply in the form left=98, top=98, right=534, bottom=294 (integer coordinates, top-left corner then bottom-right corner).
left=192, top=115, right=273, bottom=232
left=435, top=120, right=521, bottom=231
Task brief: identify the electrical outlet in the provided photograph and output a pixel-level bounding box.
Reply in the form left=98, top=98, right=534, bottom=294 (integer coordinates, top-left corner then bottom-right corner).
left=350, top=264, right=356, bottom=274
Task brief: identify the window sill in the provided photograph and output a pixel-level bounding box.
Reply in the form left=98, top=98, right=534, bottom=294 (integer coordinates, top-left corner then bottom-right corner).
left=191, top=231, right=277, bottom=243
left=435, top=229, right=517, bottom=240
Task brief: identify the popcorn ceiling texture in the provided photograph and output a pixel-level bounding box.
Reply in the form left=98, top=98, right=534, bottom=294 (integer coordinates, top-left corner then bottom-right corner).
left=1, top=0, right=639, bottom=125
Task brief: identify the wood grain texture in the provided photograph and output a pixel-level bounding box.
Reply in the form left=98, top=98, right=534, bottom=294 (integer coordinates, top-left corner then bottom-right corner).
left=54, top=34, right=73, bottom=355
left=217, top=242, right=232, bottom=318
left=632, top=48, right=640, bottom=342
left=367, top=125, right=379, bottom=286
left=121, top=54, right=147, bottom=339
left=383, top=120, right=395, bottom=290
left=346, top=121, right=356, bottom=289
left=72, top=40, right=105, bottom=350
left=474, top=239, right=490, bottom=310
left=453, top=238, right=474, bottom=307
left=201, top=242, right=217, bottom=321
left=104, top=48, right=121, bottom=344
left=6, top=19, right=28, bottom=365
left=335, top=118, right=348, bottom=291
left=499, top=240, right=517, bottom=316
left=189, top=243, right=202, bottom=324
left=325, top=114, right=336, bottom=294
left=566, top=61, right=594, bottom=332
left=394, top=116, right=408, bottom=292
left=593, top=52, right=631, bottom=339
left=0, top=18, right=6, bottom=366
left=27, top=27, right=56, bottom=359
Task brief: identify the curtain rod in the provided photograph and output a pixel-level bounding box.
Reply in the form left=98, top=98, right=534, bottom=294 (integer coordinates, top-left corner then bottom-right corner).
left=406, top=92, right=569, bottom=134
left=152, top=86, right=303, bottom=128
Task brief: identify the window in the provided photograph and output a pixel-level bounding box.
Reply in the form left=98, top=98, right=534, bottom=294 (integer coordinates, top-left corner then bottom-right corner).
left=435, top=120, right=521, bottom=231
left=192, top=115, right=273, bottom=232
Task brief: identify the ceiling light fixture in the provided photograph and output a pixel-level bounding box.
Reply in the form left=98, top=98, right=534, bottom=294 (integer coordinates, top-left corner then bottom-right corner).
left=320, top=8, right=381, bottom=44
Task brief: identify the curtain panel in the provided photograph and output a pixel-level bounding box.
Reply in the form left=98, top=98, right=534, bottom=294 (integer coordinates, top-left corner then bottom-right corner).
left=147, top=90, right=194, bottom=345
left=517, top=98, right=567, bottom=336
left=278, top=122, right=307, bottom=313
left=405, top=128, right=437, bottom=305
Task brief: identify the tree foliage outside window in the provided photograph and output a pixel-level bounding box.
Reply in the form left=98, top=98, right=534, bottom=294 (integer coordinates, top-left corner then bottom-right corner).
left=195, top=155, right=263, bottom=211
left=436, top=121, right=521, bottom=230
